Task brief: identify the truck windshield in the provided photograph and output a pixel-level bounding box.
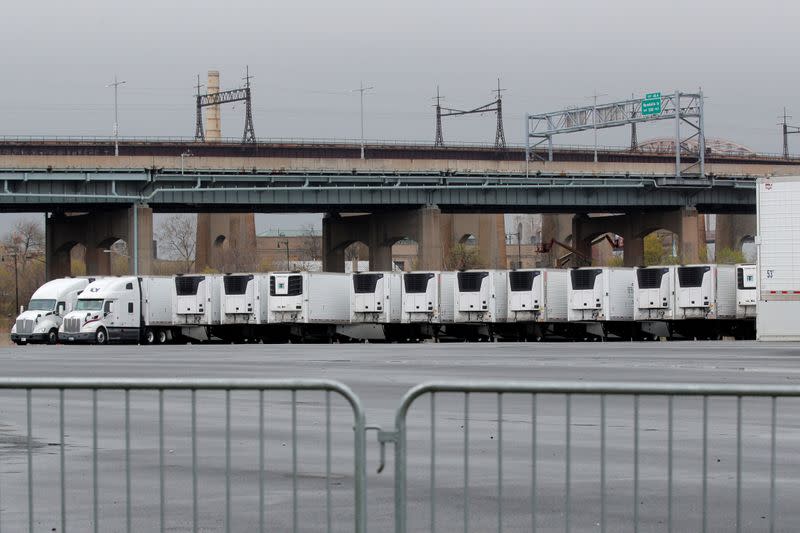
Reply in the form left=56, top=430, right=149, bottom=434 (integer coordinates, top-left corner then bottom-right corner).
left=27, top=299, right=56, bottom=311
left=75, top=299, right=104, bottom=311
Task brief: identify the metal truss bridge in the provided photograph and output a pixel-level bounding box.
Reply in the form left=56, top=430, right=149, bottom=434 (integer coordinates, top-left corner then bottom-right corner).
left=0, top=168, right=756, bottom=214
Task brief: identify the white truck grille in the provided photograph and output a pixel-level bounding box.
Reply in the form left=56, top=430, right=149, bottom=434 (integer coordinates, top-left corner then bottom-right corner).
left=16, top=319, right=34, bottom=334
left=63, top=317, right=82, bottom=333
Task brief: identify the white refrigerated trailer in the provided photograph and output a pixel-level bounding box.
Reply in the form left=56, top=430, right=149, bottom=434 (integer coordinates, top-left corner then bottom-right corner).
left=453, top=270, right=508, bottom=323
left=400, top=272, right=441, bottom=323
left=673, top=265, right=736, bottom=320
left=757, top=176, right=800, bottom=340
left=736, top=264, right=757, bottom=319
left=268, top=272, right=350, bottom=340
left=633, top=267, right=675, bottom=321
left=568, top=267, right=635, bottom=338
left=568, top=267, right=634, bottom=322
left=338, top=272, right=403, bottom=341
left=216, top=273, right=272, bottom=341
left=349, top=272, right=402, bottom=324
left=172, top=274, right=221, bottom=327
left=507, top=269, right=568, bottom=323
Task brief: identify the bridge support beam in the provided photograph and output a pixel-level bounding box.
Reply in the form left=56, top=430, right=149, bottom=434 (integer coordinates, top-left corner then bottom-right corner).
left=572, top=208, right=704, bottom=267
left=714, top=214, right=756, bottom=254
left=322, top=208, right=506, bottom=272
left=46, top=205, right=153, bottom=280
left=195, top=213, right=257, bottom=272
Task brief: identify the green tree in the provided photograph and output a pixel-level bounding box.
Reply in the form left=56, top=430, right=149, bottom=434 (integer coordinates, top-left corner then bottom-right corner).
left=445, top=244, right=483, bottom=270
left=716, top=247, right=746, bottom=264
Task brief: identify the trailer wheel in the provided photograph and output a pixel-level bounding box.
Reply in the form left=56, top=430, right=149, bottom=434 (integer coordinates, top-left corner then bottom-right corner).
left=47, top=329, right=58, bottom=345
left=157, top=329, right=167, bottom=344
left=144, top=329, right=156, bottom=345
left=95, top=328, right=108, bottom=345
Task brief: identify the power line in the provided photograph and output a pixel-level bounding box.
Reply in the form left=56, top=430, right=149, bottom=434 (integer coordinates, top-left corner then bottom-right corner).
left=434, top=79, right=507, bottom=149
left=778, top=107, right=800, bottom=158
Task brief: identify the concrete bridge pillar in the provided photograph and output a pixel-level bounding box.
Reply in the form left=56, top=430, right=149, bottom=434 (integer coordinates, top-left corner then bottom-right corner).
left=195, top=213, right=257, bottom=272
left=322, top=208, right=506, bottom=272
left=714, top=214, right=756, bottom=252
left=45, top=205, right=154, bottom=279
left=416, top=206, right=443, bottom=270
left=572, top=208, right=702, bottom=267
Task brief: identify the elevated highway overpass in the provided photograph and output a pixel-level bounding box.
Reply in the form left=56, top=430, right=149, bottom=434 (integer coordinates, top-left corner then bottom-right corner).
left=1, top=138, right=791, bottom=276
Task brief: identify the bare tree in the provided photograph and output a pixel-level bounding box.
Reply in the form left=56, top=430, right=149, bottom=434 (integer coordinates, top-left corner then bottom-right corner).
left=299, top=224, right=322, bottom=262
left=3, top=220, right=44, bottom=269
left=156, top=215, right=196, bottom=272
left=0, top=220, right=46, bottom=318
left=344, top=241, right=367, bottom=272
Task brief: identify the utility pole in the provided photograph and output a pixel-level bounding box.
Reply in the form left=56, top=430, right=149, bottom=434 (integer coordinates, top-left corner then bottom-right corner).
left=779, top=107, right=800, bottom=158
left=585, top=90, right=607, bottom=163
left=106, top=75, right=126, bottom=157
left=353, top=81, right=374, bottom=159
left=2, top=252, right=21, bottom=313
left=280, top=240, right=290, bottom=269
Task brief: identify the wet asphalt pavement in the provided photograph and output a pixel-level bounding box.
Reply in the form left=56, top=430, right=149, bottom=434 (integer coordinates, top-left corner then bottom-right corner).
left=1, top=341, right=800, bottom=532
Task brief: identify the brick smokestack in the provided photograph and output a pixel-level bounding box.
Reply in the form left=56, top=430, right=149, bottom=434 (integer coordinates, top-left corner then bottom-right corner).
left=205, top=70, right=221, bottom=141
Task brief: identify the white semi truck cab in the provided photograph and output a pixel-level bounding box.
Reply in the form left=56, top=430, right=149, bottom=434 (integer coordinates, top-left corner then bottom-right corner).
left=11, top=277, right=95, bottom=345
left=59, top=276, right=174, bottom=344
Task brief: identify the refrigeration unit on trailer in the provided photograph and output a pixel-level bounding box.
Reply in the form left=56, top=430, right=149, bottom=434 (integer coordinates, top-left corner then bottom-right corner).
left=349, top=272, right=402, bottom=323
left=673, top=265, right=736, bottom=320
left=507, top=269, right=568, bottom=323
left=338, top=272, right=403, bottom=341
left=567, top=267, right=634, bottom=323
left=400, top=272, right=441, bottom=323
left=216, top=273, right=271, bottom=341
left=267, top=272, right=350, bottom=339
left=172, top=274, right=221, bottom=326
left=736, top=264, right=757, bottom=319
left=11, top=277, right=96, bottom=345
left=453, top=270, right=508, bottom=323
left=756, top=177, right=800, bottom=340
left=390, top=271, right=451, bottom=340
left=633, top=267, right=675, bottom=321
left=59, top=276, right=174, bottom=344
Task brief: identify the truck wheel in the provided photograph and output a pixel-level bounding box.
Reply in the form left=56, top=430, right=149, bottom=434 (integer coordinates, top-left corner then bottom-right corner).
left=95, top=328, right=108, bottom=345
left=47, top=329, right=58, bottom=345
left=144, top=329, right=155, bottom=345
left=157, top=329, right=167, bottom=344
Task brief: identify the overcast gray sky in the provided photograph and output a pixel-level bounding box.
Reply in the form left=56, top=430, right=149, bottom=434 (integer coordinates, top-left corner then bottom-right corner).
left=1, top=0, right=797, bottom=231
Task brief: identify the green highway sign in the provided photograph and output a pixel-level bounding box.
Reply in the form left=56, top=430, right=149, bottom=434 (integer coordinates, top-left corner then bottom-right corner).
left=641, top=92, right=662, bottom=116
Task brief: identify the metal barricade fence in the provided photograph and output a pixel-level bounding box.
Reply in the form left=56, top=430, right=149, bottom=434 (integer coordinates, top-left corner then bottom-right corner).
left=0, top=378, right=366, bottom=533
left=381, top=381, right=800, bottom=533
